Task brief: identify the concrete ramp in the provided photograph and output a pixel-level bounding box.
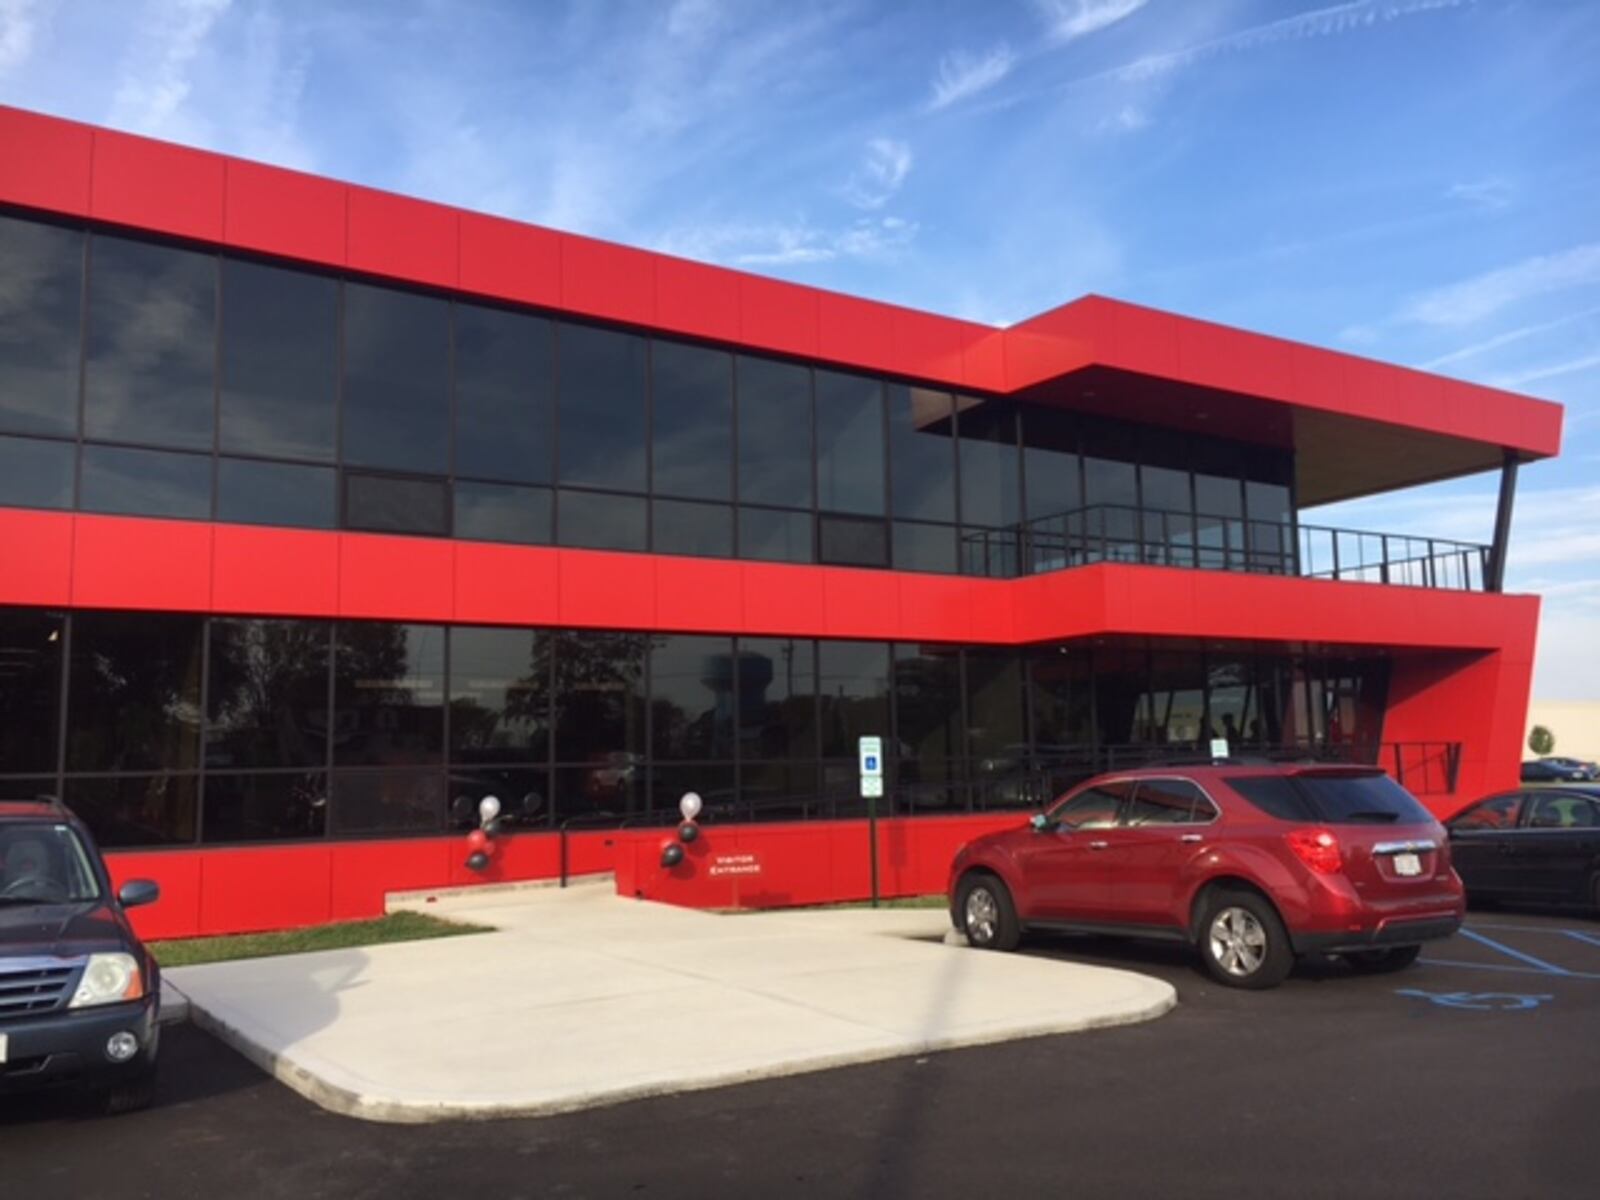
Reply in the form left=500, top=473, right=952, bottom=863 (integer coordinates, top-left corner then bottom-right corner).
left=167, top=882, right=1174, bottom=1123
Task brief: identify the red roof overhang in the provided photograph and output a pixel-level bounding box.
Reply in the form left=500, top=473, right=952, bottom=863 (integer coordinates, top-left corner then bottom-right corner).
left=0, top=104, right=1563, bottom=506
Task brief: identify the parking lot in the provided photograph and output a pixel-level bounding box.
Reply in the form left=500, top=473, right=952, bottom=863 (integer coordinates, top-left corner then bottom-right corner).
left=4, top=909, right=1597, bottom=1200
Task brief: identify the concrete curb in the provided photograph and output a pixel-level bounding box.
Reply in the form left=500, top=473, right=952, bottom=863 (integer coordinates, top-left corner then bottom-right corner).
left=384, top=872, right=613, bottom=912
left=158, top=978, right=189, bottom=1025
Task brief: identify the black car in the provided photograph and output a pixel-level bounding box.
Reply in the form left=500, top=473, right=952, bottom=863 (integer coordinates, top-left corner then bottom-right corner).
left=1519, top=758, right=1598, bottom=783
left=1446, top=786, right=1600, bottom=912
left=1, top=798, right=162, bottom=1113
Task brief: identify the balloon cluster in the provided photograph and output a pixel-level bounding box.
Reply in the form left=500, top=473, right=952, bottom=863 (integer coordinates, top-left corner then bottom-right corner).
left=464, top=795, right=503, bottom=872
left=660, top=791, right=702, bottom=868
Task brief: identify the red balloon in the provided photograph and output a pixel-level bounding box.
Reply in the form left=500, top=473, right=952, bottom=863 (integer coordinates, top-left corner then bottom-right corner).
left=466, top=829, right=489, bottom=851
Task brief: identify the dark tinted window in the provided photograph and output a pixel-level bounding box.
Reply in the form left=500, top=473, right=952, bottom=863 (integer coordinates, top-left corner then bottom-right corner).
left=958, top=401, right=1019, bottom=529
left=80, top=444, right=211, bottom=519
left=653, top=499, right=733, bottom=558
left=345, top=472, right=450, bottom=536
left=893, top=521, right=957, bottom=573
left=893, top=643, right=962, bottom=765
left=557, top=489, right=646, bottom=551
left=342, top=283, right=449, bottom=473
left=557, top=323, right=647, bottom=491
left=1526, top=793, right=1600, bottom=829
left=0, top=609, right=63, bottom=774
left=330, top=769, right=445, bottom=835
left=1021, top=408, right=1080, bottom=520
left=0, top=435, right=74, bottom=508
left=1125, top=778, right=1206, bottom=826
left=738, top=355, right=812, bottom=507
left=739, top=507, right=812, bottom=563
left=205, top=619, right=330, bottom=769
left=203, top=772, right=327, bottom=842
left=65, top=774, right=197, bottom=847
left=448, top=766, right=550, bottom=830
left=1295, top=772, right=1433, bottom=824
left=1195, top=474, right=1243, bottom=517
left=1227, top=775, right=1316, bottom=821
left=650, top=763, right=736, bottom=817
left=551, top=630, right=645, bottom=763
left=219, top=258, right=337, bottom=461
left=333, top=623, right=445, bottom=767
left=448, top=626, right=549, bottom=763
left=0, top=216, right=82, bottom=437
left=454, top=305, right=553, bottom=484
left=1050, top=782, right=1129, bottom=829
left=815, top=369, right=884, bottom=515
left=552, top=762, right=639, bottom=823
left=1084, top=457, right=1137, bottom=508
left=652, top=341, right=732, bottom=500
left=67, top=612, right=203, bottom=772
left=651, top=635, right=735, bottom=760
left=1449, top=793, right=1523, bottom=830
left=737, top=637, right=816, bottom=760
left=888, top=385, right=955, bottom=522
left=965, top=650, right=1024, bottom=759
left=818, top=514, right=888, bottom=568
left=1141, top=465, right=1191, bottom=513
left=817, top=640, right=890, bottom=758
left=454, top=481, right=552, bottom=545
left=218, top=458, right=336, bottom=528
left=85, top=235, right=214, bottom=450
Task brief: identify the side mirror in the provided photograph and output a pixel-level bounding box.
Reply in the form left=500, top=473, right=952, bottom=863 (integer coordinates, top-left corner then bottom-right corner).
left=118, top=879, right=160, bottom=908
left=1030, top=812, right=1050, bottom=833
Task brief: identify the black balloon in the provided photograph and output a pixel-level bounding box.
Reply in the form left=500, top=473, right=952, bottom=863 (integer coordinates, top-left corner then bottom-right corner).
left=465, top=850, right=490, bottom=872
left=660, top=842, right=685, bottom=868
left=678, top=821, right=700, bottom=843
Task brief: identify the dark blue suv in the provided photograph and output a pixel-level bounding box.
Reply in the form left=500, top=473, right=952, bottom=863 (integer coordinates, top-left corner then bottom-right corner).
left=1, top=798, right=162, bottom=1113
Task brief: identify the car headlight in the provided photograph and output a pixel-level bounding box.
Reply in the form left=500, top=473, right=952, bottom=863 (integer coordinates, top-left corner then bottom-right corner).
left=68, top=952, right=145, bottom=1009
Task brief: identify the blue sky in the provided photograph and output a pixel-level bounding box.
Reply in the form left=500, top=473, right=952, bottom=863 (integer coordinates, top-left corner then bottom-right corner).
left=1, top=0, right=1596, bottom=698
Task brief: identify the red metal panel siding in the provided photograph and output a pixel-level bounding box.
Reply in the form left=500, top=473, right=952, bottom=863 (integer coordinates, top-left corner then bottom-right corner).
left=0, top=508, right=73, bottom=606
left=212, top=523, right=341, bottom=618
left=223, top=159, right=348, bottom=267
left=106, top=851, right=203, bottom=942
left=0, top=106, right=93, bottom=216
left=654, top=255, right=742, bottom=344
left=90, top=131, right=226, bottom=243
left=739, top=275, right=819, bottom=360
left=561, top=233, right=656, bottom=327
left=458, top=211, right=562, bottom=311
left=72, top=515, right=213, bottom=612
left=346, top=185, right=459, bottom=290
left=197, top=844, right=335, bottom=935
left=338, top=533, right=455, bottom=622
left=453, top=540, right=563, bottom=628
left=558, top=548, right=658, bottom=629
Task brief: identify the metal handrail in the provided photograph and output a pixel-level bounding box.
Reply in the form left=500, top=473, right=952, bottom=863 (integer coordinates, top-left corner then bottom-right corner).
left=963, top=503, right=1490, bottom=590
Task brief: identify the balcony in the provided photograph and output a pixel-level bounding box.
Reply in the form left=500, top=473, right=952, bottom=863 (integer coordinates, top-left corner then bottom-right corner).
left=962, top=504, right=1491, bottom=591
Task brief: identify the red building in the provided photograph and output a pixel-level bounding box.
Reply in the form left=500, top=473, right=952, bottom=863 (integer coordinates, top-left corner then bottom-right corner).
left=0, top=105, right=1560, bottom=938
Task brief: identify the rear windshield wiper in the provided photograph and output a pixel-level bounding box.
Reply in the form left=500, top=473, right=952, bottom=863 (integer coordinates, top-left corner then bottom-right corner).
left=1339, top=810, right=1401, bottom=823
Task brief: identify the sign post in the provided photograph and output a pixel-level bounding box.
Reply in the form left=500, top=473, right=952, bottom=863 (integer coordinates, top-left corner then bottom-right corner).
left=859, top=736, right=884, bottom=908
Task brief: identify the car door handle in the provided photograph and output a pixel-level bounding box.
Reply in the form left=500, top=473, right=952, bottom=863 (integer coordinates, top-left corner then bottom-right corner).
left=1180, top=834, right=1204, bottom=844
left=1088, top=840, right=1109, bottom=850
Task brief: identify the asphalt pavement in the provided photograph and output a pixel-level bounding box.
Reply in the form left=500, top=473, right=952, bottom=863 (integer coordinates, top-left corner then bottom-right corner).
left=4, top=909, right=1597, bottom=1200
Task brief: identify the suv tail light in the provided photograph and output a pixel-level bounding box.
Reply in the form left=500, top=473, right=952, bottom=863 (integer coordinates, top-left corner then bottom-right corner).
left=1285, top=827, right=1343, bottom=874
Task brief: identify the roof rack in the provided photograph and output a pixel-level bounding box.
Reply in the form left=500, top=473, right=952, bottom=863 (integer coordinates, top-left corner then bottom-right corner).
left=0, top=793, right=73, bottom=816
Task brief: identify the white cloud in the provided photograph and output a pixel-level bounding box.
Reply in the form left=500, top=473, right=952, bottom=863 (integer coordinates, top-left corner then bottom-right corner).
left=657, top=215, right=918, bottom=268
left=1095, top=103, right=1148, bottom=133
left=1402, top=242, right=1600, bottom=326
left=841, top=137, right=913, bottom=210
left=1489, top=352, right=1600, bottom=391
left=1418, top=306, right=1600, bottom=371
left=1037, top=0, right=1148, bottom=42
left=0, top=0, right=43, bottom=75
left=108, top=0, right=231, bottom=138
left=927, top=45, right=1016, bottom=111
left=666, top=0, right=721, bottom=41
left=1446, top=177, right=1514, bottom=211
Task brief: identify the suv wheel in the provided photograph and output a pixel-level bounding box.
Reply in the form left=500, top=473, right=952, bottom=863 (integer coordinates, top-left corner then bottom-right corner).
left=1344, top=945, right=1423, bottom=973
left=1198, top=889, right=1294, bottom=989
left=958, top=874, right=1020, bottom=952
left=99, top=1065, right=156, bottom=1115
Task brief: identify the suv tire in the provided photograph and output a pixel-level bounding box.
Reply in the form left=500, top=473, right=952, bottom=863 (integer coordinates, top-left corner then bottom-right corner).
left=1197, top=888, right=1294, bottom=989
left=957, top=873, right=1021, bottom=952
left=99, top=1065, right=156, bottom=1116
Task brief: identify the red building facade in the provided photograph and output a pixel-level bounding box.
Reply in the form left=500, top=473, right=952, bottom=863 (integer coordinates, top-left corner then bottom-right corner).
left=0, top=105, right=1560, bottom=938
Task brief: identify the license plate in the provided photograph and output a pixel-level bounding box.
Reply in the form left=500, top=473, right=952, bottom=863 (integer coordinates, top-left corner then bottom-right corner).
left=1393, top=852, right=1422, bottom=877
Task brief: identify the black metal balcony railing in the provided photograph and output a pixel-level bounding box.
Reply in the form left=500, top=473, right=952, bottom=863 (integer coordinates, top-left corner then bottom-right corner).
left=961, top=504, right=1491, bottom=590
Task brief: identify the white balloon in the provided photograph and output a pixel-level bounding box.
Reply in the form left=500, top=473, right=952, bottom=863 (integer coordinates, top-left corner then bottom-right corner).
left=479, top=795, right=502, bottom=822
left=679, top=791, right=703, bottom=821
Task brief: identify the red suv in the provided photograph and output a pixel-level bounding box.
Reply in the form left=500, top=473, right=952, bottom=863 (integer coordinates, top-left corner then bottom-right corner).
left=948, top=765, right=1464, bottom=989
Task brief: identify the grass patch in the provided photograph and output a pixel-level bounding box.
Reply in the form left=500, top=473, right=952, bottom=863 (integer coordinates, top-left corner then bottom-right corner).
left=149, top=911, right=493, bottom=968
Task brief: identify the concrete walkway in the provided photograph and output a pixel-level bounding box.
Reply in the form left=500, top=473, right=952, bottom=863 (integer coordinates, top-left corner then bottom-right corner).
left=167, top=883, right=1175, bottom=1123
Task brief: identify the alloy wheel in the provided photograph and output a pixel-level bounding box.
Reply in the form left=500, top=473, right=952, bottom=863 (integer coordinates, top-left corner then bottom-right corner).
left=965, top=886, right=1000, bottom=945
left=1208, top=906, right=1268, bottom=977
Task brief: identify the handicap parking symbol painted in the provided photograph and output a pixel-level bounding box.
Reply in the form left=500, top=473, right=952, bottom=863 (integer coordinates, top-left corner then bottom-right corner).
left=1396, top=988, right=1554, bottom=1011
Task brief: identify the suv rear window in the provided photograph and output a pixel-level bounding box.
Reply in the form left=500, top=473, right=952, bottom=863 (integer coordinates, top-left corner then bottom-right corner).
left=1226, top=772, right=1434, bottom=825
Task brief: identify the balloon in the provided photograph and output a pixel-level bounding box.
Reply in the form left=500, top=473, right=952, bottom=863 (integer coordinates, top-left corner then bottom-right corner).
left=660, top=841, right=685, bottom=868
left=679, top=791, right=703, bottom=821
left=466, top=828, right=489, bottom=851
left=465, top=850, right=490, bottom=872
left=678, top=821, right=700, bottom=843
left=479, top=795, right=502, bottom=823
